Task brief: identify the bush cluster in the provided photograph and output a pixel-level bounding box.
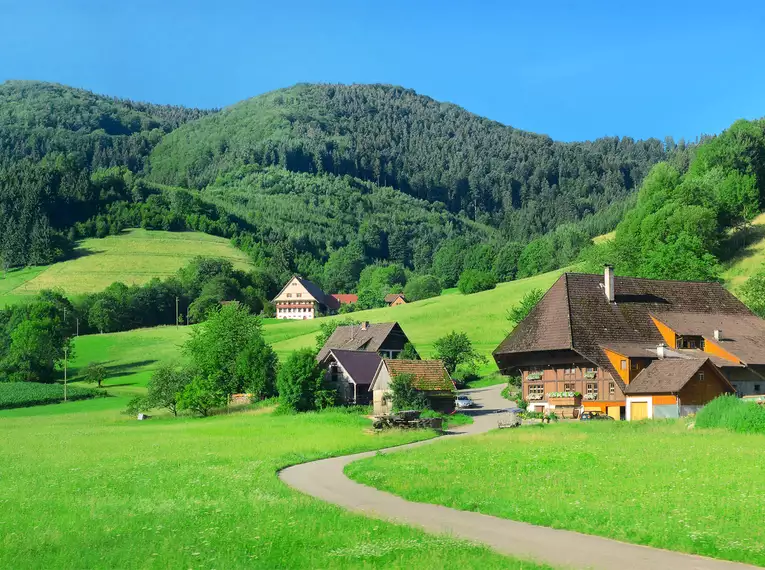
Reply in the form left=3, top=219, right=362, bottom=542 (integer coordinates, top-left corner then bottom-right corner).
left=695, top=395, right=765, bottom=433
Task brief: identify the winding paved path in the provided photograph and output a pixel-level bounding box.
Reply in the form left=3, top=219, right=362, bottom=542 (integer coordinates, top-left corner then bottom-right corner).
left=279, top=385, right=758, bottom=569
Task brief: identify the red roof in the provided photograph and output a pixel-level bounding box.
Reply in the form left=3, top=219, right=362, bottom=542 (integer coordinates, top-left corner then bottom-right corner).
left=331, top=294, right=358, bottom=305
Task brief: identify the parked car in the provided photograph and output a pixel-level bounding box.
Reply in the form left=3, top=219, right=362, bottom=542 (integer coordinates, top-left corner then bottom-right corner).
left=579, top=411, right=614, bottom=421
left=455, top=395, right=476, bottom=409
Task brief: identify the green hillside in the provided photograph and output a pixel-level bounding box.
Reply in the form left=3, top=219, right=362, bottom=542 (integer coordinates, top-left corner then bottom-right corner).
left=148, top=83, right=667, bottom=240
left=722, top=212, right=765, bottom=289
left=67, top=268, right=565, bottom=397
left=0, top=229, right=252, bottom=306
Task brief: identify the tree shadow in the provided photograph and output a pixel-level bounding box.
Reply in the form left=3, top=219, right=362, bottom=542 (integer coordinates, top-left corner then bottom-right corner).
left=70, top=359, right=158, bottom=381
left=719, top=224, right=765, bottom=263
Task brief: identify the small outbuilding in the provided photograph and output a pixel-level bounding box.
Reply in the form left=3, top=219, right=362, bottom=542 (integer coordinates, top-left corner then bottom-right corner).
left=370, top=359, right=456, bottom=416
left=319, top=349, right=380, bottom=405
left=624, top=358, right=735, bottom=420
left=384, top=293, right=407, bottom=307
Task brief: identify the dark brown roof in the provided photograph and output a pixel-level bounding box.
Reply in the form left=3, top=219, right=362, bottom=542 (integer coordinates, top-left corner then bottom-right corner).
left=383, top=359, right=455, bottom=392
left=324, top=349, right=381, bottom=386
left=494, top=272, right=757, bottom=392
left=652, top=312, right=765, bottom=365
left=384, top=293, right=406, bottom=303
left=625, top=358, right=733, bottom=394
left=317, top=322, right=404, bottom=361
left=600, top=343, right=658, bottom=358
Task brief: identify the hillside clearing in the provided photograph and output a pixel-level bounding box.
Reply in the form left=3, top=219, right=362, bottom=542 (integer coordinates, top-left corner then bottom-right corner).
left=0, top=406, right=546, bottom=569
left=346, top=421, right=765, bottom=566
left=722, top=212, right=765, bottom=289
left=0, top=229, right=252, bottom=306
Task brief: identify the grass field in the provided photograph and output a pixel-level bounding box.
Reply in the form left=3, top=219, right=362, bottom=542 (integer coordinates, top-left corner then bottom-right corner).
left=0, top=229, right=252, bottom=306
left=346, top=421, right=765, bottom=566
left=722, top=212, right=765, bottom=288
left=0, top=404, right=549, bottom=569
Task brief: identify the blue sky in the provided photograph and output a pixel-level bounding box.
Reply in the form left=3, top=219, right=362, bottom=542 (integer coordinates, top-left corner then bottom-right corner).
left=1, top=0, right=763, bottom=141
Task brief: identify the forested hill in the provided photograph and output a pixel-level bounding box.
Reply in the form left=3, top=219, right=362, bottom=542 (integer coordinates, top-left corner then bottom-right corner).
left=148, top=83, right=670, bottom=240
left=0, top=80, right=212, bottom=171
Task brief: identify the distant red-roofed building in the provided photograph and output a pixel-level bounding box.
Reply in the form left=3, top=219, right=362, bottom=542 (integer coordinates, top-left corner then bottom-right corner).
left=331, top=294, right=358, bottom=306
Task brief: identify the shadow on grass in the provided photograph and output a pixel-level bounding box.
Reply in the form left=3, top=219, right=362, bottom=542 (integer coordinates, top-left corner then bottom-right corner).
left=68, top=359, right=158, bottom=381
left=720, top=223, right=765, bottom=263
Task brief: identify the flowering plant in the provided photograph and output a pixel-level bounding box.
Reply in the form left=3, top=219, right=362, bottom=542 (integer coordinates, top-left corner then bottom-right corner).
left=547, top=391, right=582, bottom=398
left=527, top=393, right=544, bottom=400
left=583, top=393, right=598, bottom=401
left=527, top=372, right=543, bottom=380
left=584, top=372, right=597, bottom=379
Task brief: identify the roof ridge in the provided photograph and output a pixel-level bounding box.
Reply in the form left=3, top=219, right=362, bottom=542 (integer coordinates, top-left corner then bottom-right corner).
left=565, top=271, right=727, bottom=286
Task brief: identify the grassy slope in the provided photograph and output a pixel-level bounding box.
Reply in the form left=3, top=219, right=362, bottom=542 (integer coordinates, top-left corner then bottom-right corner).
left=346, top=421, right=765, bottom=566
left=0, top=229, right=252, bottom=306
left=722, top=212, right=765, bottom=289
left=0, top=406, right=548, bottom=569
left=63, top=268, right=564, bottom=400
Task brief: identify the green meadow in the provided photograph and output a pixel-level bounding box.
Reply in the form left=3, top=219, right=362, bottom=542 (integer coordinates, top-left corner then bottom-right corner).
left=0, top=229, right=253, bottom=306
left=0, top=404, right=550, bottom=570
left=346, top=421, right=765, bottom=566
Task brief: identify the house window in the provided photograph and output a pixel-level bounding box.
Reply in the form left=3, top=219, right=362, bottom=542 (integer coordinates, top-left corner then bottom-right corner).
left=631, top=360, right=639, bottom=371
left=564, top=366, right=577, bottom=375
left=296, top=293, right=302, bottom=298
left=564, top=382, right=575, bottom=392
left=677, top=337, right=702, bottom=350
left=586, top=367, right=596, bottom=373
left=609, top=382, right=615, bottom=395
left=698, top=371, right=705, bottom=382
left=755, top=384, right=761, bottom=393
left=586, top=382, right=598, bottom=399
left=528, top=384, right=544, bottom=400
left=620, top=360, right=627, bottom=370
left=286, top=293, right=292, bottom=298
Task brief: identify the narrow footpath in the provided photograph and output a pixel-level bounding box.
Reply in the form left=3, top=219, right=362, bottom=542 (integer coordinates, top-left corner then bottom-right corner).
left=279, top=384, right=758, bottom=570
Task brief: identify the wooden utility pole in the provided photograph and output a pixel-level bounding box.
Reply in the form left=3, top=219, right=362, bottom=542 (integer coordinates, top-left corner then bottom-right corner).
left=76, top=318, right=79, bottom=337
left=176, top=297, right=179, bottom=328
left=63, top=345, right=68, bottom=402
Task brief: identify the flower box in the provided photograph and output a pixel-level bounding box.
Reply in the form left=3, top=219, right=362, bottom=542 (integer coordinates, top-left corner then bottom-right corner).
left=548, top=395, right=582, bottom=407
left=583, top=393, right=599, bottom=401
left=584, top=372, right=597, bottom=379
left=527, top=372, right=543, bottom=381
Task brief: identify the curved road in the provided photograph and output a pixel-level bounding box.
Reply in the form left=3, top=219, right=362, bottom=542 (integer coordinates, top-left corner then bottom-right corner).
left=279, top=384, right=757, bottom=570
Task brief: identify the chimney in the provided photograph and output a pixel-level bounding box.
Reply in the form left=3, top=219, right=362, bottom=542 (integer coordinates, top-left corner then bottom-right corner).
left=604, top=265, right=615, bottom=303
left=657, top=343, right=666, bottom=359
left=714, top=329, right=722, bottom=341
left=361, top=321, right=369, bottom=331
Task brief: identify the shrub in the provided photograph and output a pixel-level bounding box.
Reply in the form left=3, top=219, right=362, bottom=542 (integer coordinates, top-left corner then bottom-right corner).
left=277, top=349, right=324, bottom=412
left=0, top=382, right=103, bottom=410
left=177, top=374, right=226, bottom=417
left=390, top=373, right=429, bottom=411
left=507, top=289, right=544, bottom=327
left=696, top=394, right=765, bottom=433
left=433, top=331, right=487, bottom=374
left=403, top=275, right=441, bottom=302
left=398, top=343, right=420, bottom=360
left=457, top=269, right=497, bottom=295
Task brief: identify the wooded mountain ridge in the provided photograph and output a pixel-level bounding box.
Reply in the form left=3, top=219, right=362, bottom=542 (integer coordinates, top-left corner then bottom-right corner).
left=0, top=79, right=689, bottom=290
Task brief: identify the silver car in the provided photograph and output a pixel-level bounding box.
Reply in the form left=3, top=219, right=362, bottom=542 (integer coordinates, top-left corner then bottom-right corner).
left=455, top=394, right=476, bottom=409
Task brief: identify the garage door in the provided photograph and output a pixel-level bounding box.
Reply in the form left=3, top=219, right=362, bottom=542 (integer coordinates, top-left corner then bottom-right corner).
left=631, top=401, right=648, bottom=421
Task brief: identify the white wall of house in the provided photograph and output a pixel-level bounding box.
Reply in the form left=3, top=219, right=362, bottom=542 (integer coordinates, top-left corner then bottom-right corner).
left=626, top=396, right=653, bottom=421
left=371, top=364, right=392, bottom=415
left=276, top=306, right=315, bottom=320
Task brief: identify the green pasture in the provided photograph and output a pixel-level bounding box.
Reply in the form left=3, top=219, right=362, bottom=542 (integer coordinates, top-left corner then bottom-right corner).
left=347, top=420, right=765, bottom=566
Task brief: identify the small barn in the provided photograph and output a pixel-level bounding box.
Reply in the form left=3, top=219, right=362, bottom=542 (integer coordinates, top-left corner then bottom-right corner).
left=384, top=293, right=407, bottom=307
left=624, top=358, right=735, bottom=420
left=319, top=349, right=380, bottom=405
left=370, top=359, right=456, bottom=415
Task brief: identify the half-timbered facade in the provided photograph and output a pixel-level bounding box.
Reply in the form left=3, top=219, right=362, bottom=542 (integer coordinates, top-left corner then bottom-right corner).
left=494, top=266, right=759, bottom=420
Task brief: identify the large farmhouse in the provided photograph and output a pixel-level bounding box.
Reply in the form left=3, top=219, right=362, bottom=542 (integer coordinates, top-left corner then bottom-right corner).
left=273, top=276, right=340, bottom=320
left=493, top=266, right=764, bottom=420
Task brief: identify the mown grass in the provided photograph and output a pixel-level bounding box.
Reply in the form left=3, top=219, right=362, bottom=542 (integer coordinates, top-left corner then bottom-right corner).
left=0, top=405, right=548, bottom=569
left=346, top=421, right=765, bottom=566
left=0, top=229, right=252, bottom=305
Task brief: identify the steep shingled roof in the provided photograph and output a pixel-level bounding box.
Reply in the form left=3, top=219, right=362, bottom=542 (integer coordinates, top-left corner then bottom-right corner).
left=317, top=322, right=406, bottom=361
left=383, top=359, right=455, bottom=392
left=494, top=272, right=758, bottom=392
left=625, top=358, right=734, bottom=394
left=384, top=293, right=406, bottom=303
left=323, top=349, right=381, bottom=386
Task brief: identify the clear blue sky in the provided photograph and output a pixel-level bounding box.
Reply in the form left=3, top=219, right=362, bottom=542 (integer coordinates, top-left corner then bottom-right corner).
left=1, top=0, right=763, bottom=142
